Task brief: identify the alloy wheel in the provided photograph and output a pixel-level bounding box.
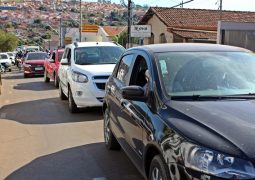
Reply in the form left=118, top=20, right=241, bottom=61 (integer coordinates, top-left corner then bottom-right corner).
left=152, top=167, right=163, bottom=180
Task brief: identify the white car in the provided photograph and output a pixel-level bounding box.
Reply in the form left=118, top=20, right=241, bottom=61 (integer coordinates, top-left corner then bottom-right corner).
left=0, top=53, right=12, bottom=72
left=58, top=42, right=124, bottom=113
left=6, top=52, right=16, bottom=64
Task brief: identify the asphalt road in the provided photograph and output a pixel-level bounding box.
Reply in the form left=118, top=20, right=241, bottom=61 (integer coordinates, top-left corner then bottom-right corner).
left=0, top=67, right=143, bottom=180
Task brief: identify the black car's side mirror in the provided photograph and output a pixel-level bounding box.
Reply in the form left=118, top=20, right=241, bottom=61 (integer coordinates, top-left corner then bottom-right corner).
left=121, top=86, right=146, bottom=102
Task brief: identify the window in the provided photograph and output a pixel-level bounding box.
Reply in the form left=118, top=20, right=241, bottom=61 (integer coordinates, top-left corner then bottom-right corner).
left=129, top=55, right=148, bottom=87
left=149, top=33, right=154, bottom=44
left=58, top=51, right=64, bottom=62
left=160, top=33, right=167, bottom=43
left=116, top=54, right=134, bottom=85
left=51, top=52, right=55, bottom=61
left=74, top=46, right=124, bottom=65
left=26, top=53, right=48, bottom=60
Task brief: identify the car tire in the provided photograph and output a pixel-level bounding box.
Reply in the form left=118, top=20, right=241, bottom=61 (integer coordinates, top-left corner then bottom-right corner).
left=59, top=83, right=67, bottom=100
left=24, top=74, right=28, bottom=78
left=149, top=155, right=171, bottom=180
left=68, top=87, right=79, bottom=113
left=104, top=108, right=121, bottom=150
left=54, top=73, right=59, bottom=88
left=44, top=70, right=50, bottom=83
left=8, top=68, right=11, bottom=72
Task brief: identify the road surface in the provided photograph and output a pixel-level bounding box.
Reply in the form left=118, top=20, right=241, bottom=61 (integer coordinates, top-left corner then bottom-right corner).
left=0, top=67, right=143, bottom=180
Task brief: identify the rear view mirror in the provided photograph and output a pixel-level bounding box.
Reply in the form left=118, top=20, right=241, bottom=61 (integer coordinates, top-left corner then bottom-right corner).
left=60, top=58, right=69, bottom=65
left=121, top=86, right=146, bottom=102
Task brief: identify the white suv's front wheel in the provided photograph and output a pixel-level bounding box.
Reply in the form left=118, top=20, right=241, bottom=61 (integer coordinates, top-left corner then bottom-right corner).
left=68, top=87, right=79, bottom=113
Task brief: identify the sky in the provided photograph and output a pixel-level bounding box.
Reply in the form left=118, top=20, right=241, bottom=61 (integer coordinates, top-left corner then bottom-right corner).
left=86, top=0, right=255, bottom=12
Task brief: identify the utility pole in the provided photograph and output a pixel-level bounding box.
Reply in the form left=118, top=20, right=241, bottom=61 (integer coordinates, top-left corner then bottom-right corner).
left=127, top=0, right=131, bottom=48
left=219, top=0, right=223, bottom=20
left=60, top=17, right=62, bottom=47
left=79, top=0, right=82, bottom=42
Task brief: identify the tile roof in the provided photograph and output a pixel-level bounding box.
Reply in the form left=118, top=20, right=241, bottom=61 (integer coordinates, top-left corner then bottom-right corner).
left=169, top=28, right=217, bottom=40
left=139, top=7, right=255, bottom=28
left=103, top=26, right=126, bottom=37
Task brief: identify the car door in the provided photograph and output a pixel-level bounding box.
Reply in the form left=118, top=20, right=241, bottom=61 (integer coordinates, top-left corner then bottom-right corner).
left=107, top=53, right=135, bottom=144
left=120, top=53, right=152, bottom=169
left=48, top=52, right=56, bottom=79
left=59, top=48, right=71, bottom=95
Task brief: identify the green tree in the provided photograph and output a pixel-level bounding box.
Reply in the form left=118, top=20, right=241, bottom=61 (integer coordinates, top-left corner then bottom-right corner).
left=112, top=30, right=127, bottom=47
left=0, top=30, right=18, bottom=52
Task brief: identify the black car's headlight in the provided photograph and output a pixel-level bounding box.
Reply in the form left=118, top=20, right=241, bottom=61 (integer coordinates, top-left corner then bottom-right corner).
left=182, top=142, right=255, bottom=179
left=71, top=70, right=88, bottom=83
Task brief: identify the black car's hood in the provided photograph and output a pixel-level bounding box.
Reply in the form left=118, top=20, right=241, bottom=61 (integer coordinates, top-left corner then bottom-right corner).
left=166, top=99, right=255, bottom=160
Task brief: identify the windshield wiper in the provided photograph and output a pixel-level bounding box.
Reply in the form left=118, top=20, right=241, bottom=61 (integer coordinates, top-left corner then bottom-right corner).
left=171, top=94, right=255, bottom=101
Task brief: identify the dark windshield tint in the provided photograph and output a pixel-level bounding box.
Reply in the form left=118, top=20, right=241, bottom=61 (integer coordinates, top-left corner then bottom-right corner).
left=58, top=51, right=64, bottom=62
left=0, top=54, right=8, bottom=59
left=27, top=53, right=48, bottom=60
left=74, top=46, right=124, bottom=65
left=156, top=52, right=255, bottom=97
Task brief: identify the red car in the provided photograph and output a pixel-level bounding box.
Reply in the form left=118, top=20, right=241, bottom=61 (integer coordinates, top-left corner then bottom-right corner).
left=23, top=52, right=48, bottom=78
left=44, top=49, right=64, bottom=87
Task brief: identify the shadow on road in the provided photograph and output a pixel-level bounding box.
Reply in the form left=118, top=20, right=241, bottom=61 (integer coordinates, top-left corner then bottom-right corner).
left=0, top=98, right=103, bottom=124
left=13, top=81, right=56, bottom=91
left=6, top=143, right=143, bottom=180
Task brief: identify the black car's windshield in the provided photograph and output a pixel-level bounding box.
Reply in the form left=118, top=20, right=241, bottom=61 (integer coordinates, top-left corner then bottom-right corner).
left=156, top=51, right=255, bottom=97
left=26, top=53, right=48, bottom=60
left=74, top=46, right=124, bottom=65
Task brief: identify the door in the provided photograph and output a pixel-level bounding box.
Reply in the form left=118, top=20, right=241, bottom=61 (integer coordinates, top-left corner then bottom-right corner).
left=108, top=54, right=135, bottom=143
left=59, top=48, right=71, bottom=95
left=120, top=54, right=151, bottom=168
left=48, top=52, right=56, bottom=79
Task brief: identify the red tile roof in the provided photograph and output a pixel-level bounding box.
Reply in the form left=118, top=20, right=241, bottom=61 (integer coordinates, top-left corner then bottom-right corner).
left=103, top=26, right=126, bottom=37
left=139, top=7, right=255, bottom=29
left=169, top=28, right=217, bottom=40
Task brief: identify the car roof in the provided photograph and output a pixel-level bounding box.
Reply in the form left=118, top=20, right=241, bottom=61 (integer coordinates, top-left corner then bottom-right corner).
left=130, top=43, right=251, bottom=53
left=66, top=42, right=119, bottom=48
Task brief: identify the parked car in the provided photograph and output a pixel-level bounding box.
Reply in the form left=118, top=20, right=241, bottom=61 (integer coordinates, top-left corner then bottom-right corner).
left=58, top=42, right=124, bottom=113
left=103, top=43, right=255, bottom=180
left=44, top=48, right=64, bottom=87
left=23, top=52, right=48, bottom=78
left=6, top=52, right=16, bottom=64
left=0, top=53, right=12, bottom=72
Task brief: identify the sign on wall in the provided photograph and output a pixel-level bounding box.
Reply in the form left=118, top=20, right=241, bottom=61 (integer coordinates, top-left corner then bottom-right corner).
left=82, top=24, right=98, bottom=33
left=131, top=25, right=151, bottom=38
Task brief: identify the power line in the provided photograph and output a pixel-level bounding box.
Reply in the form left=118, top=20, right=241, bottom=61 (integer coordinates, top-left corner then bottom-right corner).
left=170, top=0, right=195, bottom=8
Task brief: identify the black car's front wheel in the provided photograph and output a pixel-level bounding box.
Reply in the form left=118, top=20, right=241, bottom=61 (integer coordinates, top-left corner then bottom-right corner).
left=44, top=70, right=50, bottom=83
left=104, top=108, right=120, bottom=150
left=149, top=155, right=171, bottom=180
left=54, top=73, right=59, bottom=88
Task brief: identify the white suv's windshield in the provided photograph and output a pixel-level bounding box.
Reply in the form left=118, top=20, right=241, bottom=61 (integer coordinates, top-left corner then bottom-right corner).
left=74, top=46, right=124, bottom=65
left=0, top=54, right=8, bottom=59
left=156, top=52, right=255, bottom=97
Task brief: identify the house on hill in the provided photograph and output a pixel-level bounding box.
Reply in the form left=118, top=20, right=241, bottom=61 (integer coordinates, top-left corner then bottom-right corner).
left=138, top=7, right=255, bottom=44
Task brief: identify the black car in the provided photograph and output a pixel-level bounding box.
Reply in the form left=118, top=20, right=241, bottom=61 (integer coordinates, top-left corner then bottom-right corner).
left=103, top=43, right=255, bottom=180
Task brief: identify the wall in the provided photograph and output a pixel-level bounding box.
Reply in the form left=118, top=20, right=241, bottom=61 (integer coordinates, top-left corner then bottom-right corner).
left=143, top=15, right=173, bottom=45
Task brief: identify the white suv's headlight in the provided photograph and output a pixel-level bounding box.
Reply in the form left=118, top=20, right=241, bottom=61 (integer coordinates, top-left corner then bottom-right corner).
left=182, top=142, right=255, bottom=179
left=71, top=70, right=88, bottom=83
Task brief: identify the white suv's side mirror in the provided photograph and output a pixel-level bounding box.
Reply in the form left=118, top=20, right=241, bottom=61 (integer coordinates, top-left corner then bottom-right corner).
left=61, top=58, right=69, bottom=65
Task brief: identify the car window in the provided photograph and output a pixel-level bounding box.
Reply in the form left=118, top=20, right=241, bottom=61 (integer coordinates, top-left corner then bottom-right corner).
left=51, top=52, right=56, bottom=61
left=0, top=54, right=8, bottom=59
left=26, top=53, right=48, bottom=60
left=58, top=51, right=64, bottom=62
left=62, top=48, right=70, bottom=59
left=74, top=46, right=124, bottom=65
left=129, top=55, right=149, bottom=87
left=156, top=51, right=255, bottom=96
left=116, top=54, right=134, bottom=85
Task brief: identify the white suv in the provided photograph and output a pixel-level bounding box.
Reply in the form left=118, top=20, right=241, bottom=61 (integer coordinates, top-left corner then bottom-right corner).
left=58, top=42, right=124, bottom=113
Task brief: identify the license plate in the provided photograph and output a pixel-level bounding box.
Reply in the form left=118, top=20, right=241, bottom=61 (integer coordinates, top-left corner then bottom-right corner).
left=35, top=67, right=43, bottom=71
